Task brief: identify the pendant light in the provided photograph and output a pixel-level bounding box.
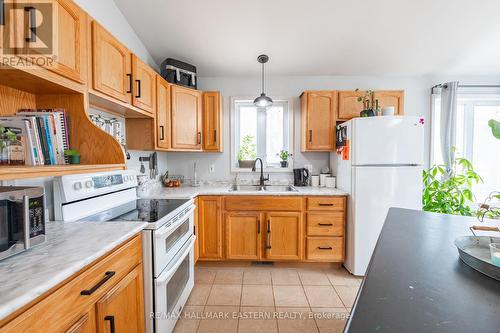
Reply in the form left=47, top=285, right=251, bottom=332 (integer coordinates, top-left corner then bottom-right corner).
left=253, top=54, right=273, bottom=108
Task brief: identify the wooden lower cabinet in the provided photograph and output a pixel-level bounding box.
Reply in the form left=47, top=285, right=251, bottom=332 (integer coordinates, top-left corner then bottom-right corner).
left=198, top=196, right=223, bottom=260
left=96, top=265, right=144, bottom=333
left=225, top=212, right=262, bottom=260
left=265, top=212, right=302, bottom=261
left=0, top=235, right=145, bottom=333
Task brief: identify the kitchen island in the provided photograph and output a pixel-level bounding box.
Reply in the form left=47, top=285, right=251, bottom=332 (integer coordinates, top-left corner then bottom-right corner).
left=346, top=208, right=500, bottom=333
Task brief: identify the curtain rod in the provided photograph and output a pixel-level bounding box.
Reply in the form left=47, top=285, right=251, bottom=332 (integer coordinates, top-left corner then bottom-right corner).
left=432, top=84, right=500, bottom=89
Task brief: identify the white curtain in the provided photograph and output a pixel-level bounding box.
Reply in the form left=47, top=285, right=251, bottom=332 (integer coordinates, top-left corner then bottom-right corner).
left=440, top=81, right=459, bottom=175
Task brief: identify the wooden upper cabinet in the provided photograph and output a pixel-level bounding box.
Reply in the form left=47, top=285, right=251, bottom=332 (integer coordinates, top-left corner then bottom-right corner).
left=338, top=90, right=365, bottom=120
left=198, top=196, right=223, bottom=260
left=156, top=76, right=171, bottom=149
left=96, top=265, right=145, bottom=333
left=225, top=212, right=261, bottom=260
left=10, top=0, right=87, bottom=83
left=132, top=55, right=156, bottom=113
left=301, top=91, right=337, bottom=151
left=202, top=91, right=223, bottom=152
left=265, top=212, right=302, bottom=261
left=374, top=90, right=405, bottom=115
left=91, top=21, right=132, bottom=104
left=171, top=85, right=203, bottom=150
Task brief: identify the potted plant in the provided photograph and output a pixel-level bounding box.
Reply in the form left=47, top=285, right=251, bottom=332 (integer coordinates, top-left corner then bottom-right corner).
left=278, top=150, right=292, bottom=168
left=355, top=89, right=378, bottom=117
left=237, top=134, right=256, bottom=168
left=64, top=149, right=81, bottom=165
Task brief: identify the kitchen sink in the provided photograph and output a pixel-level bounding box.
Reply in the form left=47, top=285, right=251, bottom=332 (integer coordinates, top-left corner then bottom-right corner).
left=229, top=185, right=298, bottom=192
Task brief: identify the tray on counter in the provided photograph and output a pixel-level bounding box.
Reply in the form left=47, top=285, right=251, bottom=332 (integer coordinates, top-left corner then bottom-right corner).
left=454, top=236, right=500, bottom=281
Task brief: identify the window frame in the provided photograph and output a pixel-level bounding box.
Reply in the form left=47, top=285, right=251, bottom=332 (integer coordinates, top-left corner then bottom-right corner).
left=230, top=96, right=294, bottom=173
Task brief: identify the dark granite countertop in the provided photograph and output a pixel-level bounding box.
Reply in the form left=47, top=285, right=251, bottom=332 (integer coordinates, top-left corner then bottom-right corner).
left=345, top=208, right=500, bottom=333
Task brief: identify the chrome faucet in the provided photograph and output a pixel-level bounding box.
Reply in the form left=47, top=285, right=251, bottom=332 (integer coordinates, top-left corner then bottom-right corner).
left=252, top=158, right=269, bottom=186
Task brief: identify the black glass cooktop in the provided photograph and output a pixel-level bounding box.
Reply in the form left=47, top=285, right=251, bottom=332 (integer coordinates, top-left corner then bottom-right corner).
left=79, top=199, right=189, bottom=223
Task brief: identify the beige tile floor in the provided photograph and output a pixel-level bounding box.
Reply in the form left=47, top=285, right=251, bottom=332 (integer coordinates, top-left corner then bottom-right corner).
left=173, top=262, right=362, bottom=333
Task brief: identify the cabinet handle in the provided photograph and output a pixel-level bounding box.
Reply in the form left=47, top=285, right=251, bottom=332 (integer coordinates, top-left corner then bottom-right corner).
left=257, top=220, right=260, bottom=234
left=266, top=220, right=271, bottom=249
left=25, top=6, right=36, bottom=42
left=80, top=271, right=115, bottom=295
left=318, top=203, right=334, bottom=207
left=318, top=223, right=333, bottom=226
left=197, top=132, right=202, bottom=145
left=309, top=130, right=312, bottom=142
left=159, top=125, right=165, bottom=141
left=318, top=246, right=333, bottom=250
left=126, top=74, right=132, bottom=93
left=214, top=129, right=217, bottom=143
left=1, top=0, right=5, bottom=26
left=135, top=79, right=141, bottom=98
left=104, top=316, right=116, bottom=333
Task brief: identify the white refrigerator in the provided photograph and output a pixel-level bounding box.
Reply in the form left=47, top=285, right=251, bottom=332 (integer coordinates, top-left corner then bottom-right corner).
left=332, top=116, right=424, bottom=276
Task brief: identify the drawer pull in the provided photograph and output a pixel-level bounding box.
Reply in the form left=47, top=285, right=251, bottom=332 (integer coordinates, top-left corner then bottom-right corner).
left=318, top=203, right=334, bottom=206
left=105, top=316, right=116, bottom=333
left=318, top=223, right=333, bottom=226
left=266, top=220, right=272, bottom=249
left=318, top=246, right=333, bottom=250
left=80, top=271, right=115, bottom=295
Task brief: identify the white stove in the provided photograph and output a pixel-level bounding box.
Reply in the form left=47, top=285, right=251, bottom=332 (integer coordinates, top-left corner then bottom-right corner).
left=53, top=170, right=195, bottom=333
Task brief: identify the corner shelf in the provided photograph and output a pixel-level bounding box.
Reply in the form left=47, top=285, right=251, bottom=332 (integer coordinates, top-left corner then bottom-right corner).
left=0, top=164, right=126, bottom=181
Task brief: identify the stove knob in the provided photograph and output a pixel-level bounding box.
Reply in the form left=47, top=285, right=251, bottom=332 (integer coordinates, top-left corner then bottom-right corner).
left=124, top=175, right=129, bottom=182
left=73, top=182, right=83, bottom=190
left=85, top=180, right=94, bottom=188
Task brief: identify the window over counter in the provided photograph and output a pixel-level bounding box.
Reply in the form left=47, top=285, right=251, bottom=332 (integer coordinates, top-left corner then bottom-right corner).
left=431, top=89, right=500, bottom=201
left=230, top=97, right=294, bottom=172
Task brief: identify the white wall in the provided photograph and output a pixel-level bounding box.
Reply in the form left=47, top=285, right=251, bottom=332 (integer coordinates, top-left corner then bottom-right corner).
left=73, top=0, right=158, bottom=69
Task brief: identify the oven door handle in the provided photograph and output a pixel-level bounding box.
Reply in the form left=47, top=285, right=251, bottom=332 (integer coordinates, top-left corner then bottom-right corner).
left=154, top=206, right=195, bottom=239
left=156, top=236, right=194, bottom=285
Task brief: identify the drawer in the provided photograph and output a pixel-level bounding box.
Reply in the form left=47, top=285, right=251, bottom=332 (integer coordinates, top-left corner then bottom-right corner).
left=307, top=197, right=345, bottom=211
left=1, top=235, right=142, bottom=332
left=307, top=212, right=344, bottom=236
left=224, top=196, right=303, bottom=211
left=306, top=237, right=344, bottom=262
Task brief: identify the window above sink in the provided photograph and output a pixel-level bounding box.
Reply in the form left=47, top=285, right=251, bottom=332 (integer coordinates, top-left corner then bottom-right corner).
left=230, top=97, right=294, bottom=173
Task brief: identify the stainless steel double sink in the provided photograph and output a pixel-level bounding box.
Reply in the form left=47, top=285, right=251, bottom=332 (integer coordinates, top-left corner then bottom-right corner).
left=229, top=185, right=298, bottom=192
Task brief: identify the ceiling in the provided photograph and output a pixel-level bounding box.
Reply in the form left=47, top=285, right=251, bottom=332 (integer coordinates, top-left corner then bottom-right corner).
left=115, top=0, right=500, bottom=77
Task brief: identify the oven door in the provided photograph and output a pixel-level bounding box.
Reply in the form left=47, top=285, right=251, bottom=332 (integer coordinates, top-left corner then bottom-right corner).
left=154, top=236, right=195, bottom=333
left=153, top=206, right=194, bottom=277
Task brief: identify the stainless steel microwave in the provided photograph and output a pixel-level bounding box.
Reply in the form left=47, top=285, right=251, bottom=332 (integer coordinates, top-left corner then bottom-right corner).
left=0, top=186, right=46, bottom=261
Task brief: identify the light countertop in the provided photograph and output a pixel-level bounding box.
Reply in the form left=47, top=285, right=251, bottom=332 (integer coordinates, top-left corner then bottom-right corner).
left=0, top=221, right=147, bottom=321
left=140, top=184, right=348, bottom=199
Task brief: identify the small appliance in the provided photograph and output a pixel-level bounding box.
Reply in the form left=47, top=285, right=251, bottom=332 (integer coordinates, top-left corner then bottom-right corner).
left=0, top=186, right=45, bottom=261
left=293, top=168, right=310, bottom=186
left=333, top=116, right=424, bottom=276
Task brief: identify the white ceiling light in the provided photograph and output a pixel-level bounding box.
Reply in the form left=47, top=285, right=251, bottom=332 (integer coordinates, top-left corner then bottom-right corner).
left=253, top=54, right=273, bottom=108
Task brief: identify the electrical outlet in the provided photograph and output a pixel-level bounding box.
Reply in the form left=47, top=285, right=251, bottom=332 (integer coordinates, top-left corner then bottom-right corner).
left=209, top=164, right=215, bottom=173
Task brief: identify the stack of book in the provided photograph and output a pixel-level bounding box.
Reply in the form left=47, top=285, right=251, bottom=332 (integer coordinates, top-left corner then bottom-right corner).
left=0, top=109, right=70, bottom=166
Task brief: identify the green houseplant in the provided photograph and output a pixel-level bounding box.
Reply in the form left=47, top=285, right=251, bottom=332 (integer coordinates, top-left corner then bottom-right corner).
left=423, top=156, right=482, bottom=216
left=237, top=135, right=256, bottom=168
left=355, top=89, right=377, bottom=117
left=278, top=150, right=291, bottom=168
left=64, top=149, right=81, bottom=165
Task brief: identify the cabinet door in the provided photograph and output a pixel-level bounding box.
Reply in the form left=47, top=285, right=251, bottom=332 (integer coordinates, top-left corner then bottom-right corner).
left=156, top=76, right=171, bottom=149
left=132, top=55, right=156, bottom=113
left=91, top=21, right=132, bottom=104
left=338, top=90, right=365, bottom=120
left=265, top=212, right=302, bottom=260
left=202, top=91, right=223, bottom=152
left=171, top=85, right=203, bottom=150
left=96, top=264, right=145, bottom=333
left=374, top=90, right=405, bottom=115
left=302, top=91, right=336, bottom=151
left=64, top=311, right=95, bottom=333
left=198, top=196, right=223, bottom=259
left=225, top=212, right=261, bottom=260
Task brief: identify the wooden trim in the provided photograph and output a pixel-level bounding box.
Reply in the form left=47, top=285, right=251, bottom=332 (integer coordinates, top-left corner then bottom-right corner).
left=0, top=164, right=126, bottom=181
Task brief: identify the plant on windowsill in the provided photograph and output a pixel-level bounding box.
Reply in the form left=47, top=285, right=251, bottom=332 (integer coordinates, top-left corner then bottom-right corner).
left=237, top=134, right=256, bottom=168
left=423, top=154, right=482, bottom=216
left=277, top=150, right=292, bottom=168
